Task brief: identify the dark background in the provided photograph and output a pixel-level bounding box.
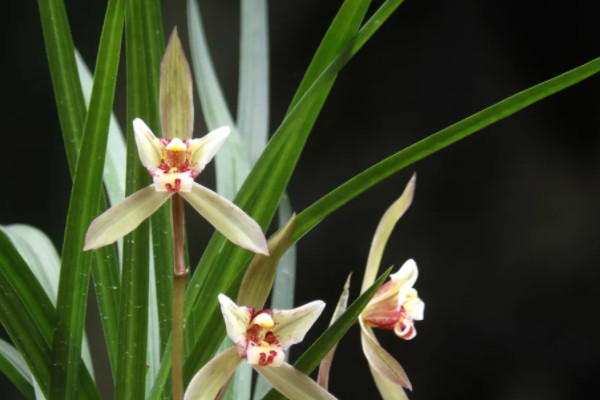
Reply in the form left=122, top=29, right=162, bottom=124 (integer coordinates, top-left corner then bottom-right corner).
left=2, top=0, right=599, bottom=399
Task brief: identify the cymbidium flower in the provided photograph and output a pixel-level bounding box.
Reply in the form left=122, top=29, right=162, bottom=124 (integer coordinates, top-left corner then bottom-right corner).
left=184, top=294, right=338, bottom=400
left=358, top=174, right=425, bottom=400
left=83, top=120, right=268, bottom=255
left=362, top=259, right=424, bottom=340
left=84, top=29, right=268, bottom=255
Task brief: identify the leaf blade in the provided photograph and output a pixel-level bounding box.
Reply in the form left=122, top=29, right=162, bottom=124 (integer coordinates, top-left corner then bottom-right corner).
left=49, top=0, right=126, bottom=397
left=237, top=0, right=269, bottom=163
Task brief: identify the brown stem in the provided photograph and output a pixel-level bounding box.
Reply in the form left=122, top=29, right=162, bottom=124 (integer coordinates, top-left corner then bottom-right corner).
left=171, top=194, right=187, bottom=400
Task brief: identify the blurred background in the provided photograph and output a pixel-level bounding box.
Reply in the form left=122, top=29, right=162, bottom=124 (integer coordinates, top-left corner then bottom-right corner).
left=1, top=0, right=599, bottom=399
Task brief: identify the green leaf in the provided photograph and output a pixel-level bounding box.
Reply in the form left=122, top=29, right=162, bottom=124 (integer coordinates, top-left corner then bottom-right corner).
left=137, top=0, right=174, bottom=360
left=260, top=268, right=392, bottom=400
left=187, top=0, right=251, bottom=199
left=287, top=0, right=372, bottom=111
left=0, top=339, right=35, bottom=400
left=38, top=0, right=122, bottom=383
left=293, top=56, right=600, bottom=243
left=0, top=225, right=94, bottom=375
left=36, top=0, right=87, bottom=173
left=115, top=0, right=166, bottom=398
left=49, top=0, right=126, bottom=397
left=237, top=0, right=269, bottom=163
left=75, top=49, right=126, bottom=206
left=0, top=225, right=60, bottom=304
left=0, top=231, right=100, bottom=400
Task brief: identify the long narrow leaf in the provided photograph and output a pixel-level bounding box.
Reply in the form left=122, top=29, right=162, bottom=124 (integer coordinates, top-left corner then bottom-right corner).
left=187, top=0, right=251, bottom=199
left=75, top=50, right=126, bottom=206
left=293, top=56, right=600, bottom=242
left=37, top=0, right=121, bottom=383
left=36, top=0, right=86, bottom=172
left=138, top=0, right=174, bottom=363
left=237, top=0, right=269, bottom=163
left=260, top=268, right=392, bottom=400
left=0, top=339, right=35, bottom=400
left=0, top=231, right=100, bottom=400
left=49, top=0, right=126, bottom=397
left=287, top=0, right=371, bottom=111
left=114, top=0, right=161, bottom=398
left=0, top=224, right=94, bottom=374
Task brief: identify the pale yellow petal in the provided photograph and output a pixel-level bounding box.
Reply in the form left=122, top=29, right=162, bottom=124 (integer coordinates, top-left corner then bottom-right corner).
left=84, top=186, right=171, bottom=250
left=361, top=174, right=416, bottom=293
left=359, top=319, right=411, bottom=389
left=180, top=183, right=268, bottom=255
left=188, top=126, right=230, bottom=175
left=133, top=118, right=163, bottom=172
left=368, top=259, right=419, bottom=306
left=183, top=346, right=242, bottom=400
left=218, top=294, right=252, bottom=355
left=254, top=362, right=339, bottom=400
left=370, top=364, right=410, bottom=400
left=271, top=300, right=325, bottom=349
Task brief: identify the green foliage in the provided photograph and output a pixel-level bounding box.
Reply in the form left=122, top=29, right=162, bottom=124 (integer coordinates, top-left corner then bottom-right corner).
left=1, top=0, right=599, bottom=399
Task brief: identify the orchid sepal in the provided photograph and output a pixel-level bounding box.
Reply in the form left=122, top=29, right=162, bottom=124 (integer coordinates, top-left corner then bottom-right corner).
left=84, top=186, right=171, bottom=250
left=180, top=183, right=269, bottom=255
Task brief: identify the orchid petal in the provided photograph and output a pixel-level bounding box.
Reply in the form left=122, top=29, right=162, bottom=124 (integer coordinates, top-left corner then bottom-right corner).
left=367, top=259, right=419, bottom=307
left=255, top=362, right=339, bottom=400
left=361, top=174, right=416, bottom=293
left=188, top=126, right=231, bottom=175
left=133, top=118, right=163, bottom=172
left=271, top=300, right=325, bottom=349
left=370, top=365, right=410, bottom=400
left=359, top=319, right=411, bottom=389
left=180, top=183, right=268, bottom=255
left=183, top=346, right=242, bottom=400
left=160, top=28, right=194, bottom=140
left=84, top=186, right=171, bottom=250
left=218, top=294, right=253, bottom=355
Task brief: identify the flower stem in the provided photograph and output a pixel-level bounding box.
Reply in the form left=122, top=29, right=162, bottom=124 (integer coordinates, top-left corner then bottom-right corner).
left=171, top=194, right=187, bottom=400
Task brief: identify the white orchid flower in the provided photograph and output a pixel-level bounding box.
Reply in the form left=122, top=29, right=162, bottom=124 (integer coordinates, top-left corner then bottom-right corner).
left=358, top=174, right=424, bottom=400
left=83, top=120, right=268, bottom=255
left=184, top=294, right=339, bottom=400
left=362, top=259, right=424, bottom=340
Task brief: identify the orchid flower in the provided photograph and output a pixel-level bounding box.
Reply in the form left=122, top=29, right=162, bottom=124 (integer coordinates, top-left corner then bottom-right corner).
left=362, top=260, right=424, bottom=340
left=184, top=294, right=338, bottom=400
left=83, top=30, right=268, bottom=256
left=358, top=174, right=425, bottom=400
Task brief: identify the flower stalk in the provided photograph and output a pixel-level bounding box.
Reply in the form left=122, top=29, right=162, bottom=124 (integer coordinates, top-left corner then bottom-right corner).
left=171, top=194, right=187, bottom=400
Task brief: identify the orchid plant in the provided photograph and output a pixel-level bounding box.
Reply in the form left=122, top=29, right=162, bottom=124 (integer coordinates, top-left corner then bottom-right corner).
left=1, top=0, right=599, bottom=400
